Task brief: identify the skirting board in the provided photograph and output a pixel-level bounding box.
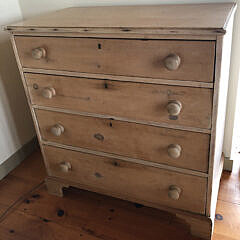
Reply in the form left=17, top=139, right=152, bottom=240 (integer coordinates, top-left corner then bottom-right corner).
left=0, top=136, right=38, bottom=180
left=223, top=157, right=233, bottom=171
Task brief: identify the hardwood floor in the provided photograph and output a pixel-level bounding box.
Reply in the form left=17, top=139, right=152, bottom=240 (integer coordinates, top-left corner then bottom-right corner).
left=213, top=158, right=240, bottom=240
left=0, top=150, right=239, bottom=240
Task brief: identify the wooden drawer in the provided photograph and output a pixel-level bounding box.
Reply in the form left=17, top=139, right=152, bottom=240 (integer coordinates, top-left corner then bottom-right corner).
left=26, top=73, right=213, bottom=129
left=36, top=109, right=210, bottom=172
left=43, top=145, right=207, bottom=214
left=16, top=36, right=215, bottom=82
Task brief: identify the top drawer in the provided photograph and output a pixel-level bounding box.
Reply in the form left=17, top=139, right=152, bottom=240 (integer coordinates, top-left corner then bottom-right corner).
left=15, top=36, right=215, bottom=82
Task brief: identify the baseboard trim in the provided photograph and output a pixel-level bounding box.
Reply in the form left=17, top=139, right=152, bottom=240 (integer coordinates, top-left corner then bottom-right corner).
left=223, top=157, right=233, bottom=171
left=0, top=136, right=39, bottom=180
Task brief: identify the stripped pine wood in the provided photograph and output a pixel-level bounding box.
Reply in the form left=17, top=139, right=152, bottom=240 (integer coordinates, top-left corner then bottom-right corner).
left=0, top=151, right=203, bottom=240
left=33, top=105, right=212, bottom=134
left=41, top=141, right=209, bottom=178
left=5, top=4, right=235, bottom=33
left=43, top=145, right=207, bottom=214
left=23, top=68, right=214, bottom=88
left=5, top=4, right=236, bottom=239
left=15, top=37, right=215, bottom=82
left=11, top=32, right=218, bottom=40
left=0, top=150, right=239, bottom=240
left=36, top=109, right=210, bottom=172
left=25, top=73, right=213, bottom=129
left=206, top=11, right=235, bottom=218
left=10, top=35, right=53, bottom=178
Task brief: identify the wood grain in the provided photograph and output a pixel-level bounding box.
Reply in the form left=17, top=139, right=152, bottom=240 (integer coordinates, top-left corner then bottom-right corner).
left=15, top=37, right=215, bottom=82
left=24, top=68, right=214, bottom=88
left=4, top=4, right=237, bottom=239
left=34, top=105, right=212, bottom=134
left=25, top=73, right=213, bottom=129
left=36, top=109, right=210, bottom=172
left=41, top=141, right=209, bottom=178
left=10, top=35, right=53, bottom=178
left=0, top=151, right=46, bottom=208
left=212, top=161, right=240, bottom=240
left=218, top=171, right=240, bottom=205
left=0, top=210, right=102, bottom=240
left=5, top=3, right=235, bottom=32
left=43, top=145, right=207, bottom=214
left=206, top=11, right=235, bottom=217
left=11, top=32, right=219, bottom=40
left=1, top=150, right=239, bottom=240
left=213, top=200, right=240, bottom=240
left=0, top=150, right=204, bottom=240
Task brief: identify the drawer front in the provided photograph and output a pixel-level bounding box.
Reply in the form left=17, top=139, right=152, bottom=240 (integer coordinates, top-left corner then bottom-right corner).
left=43, top=145, right=207, bottom=214
left=26, top=73, right=213, bottom=129
left=36, top=109, right=210, bottom=172
left=16, top=36, right=215, bottom=82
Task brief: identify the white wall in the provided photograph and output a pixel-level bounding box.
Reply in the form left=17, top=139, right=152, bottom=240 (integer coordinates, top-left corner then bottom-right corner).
left=18, top=0, right=235, bottom=18
left=223, top=4, right=240, bottom=159
left=16, top=0, right=240, bottom=160
left=0, top=0, right=35, bottom=164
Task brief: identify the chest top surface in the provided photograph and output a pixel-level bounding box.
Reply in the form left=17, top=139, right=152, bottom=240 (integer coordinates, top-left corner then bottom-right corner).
left=6, top=3, right=235, bottom=35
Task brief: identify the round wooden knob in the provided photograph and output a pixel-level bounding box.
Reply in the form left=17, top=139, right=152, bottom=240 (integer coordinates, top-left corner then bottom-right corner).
left=164, top=54, right=181, bottom=71
left=59, top=162, right=71, bottom=173
left=167, top=100, right=182, bottom=116
left=32, top=47, right=46, bottom=60
left=51, top=124, right=64, bottom=137
left=167, top=144, right=182, bottom=159
left=42, top=87, right=56, bottom=99
left=168, top=185, right=182, bottom=200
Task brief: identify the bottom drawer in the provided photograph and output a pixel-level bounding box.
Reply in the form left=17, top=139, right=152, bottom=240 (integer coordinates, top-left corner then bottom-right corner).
left=43, top=145, right=207, bottom=214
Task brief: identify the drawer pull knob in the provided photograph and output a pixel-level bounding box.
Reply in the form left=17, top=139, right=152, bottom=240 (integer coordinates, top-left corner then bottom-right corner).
left=168, top=185, right=182, bottom=200
left=167, top=144, right=182, bottom=159
left=42, top=87, right=56, bottom=99
left=167, top=100, right=182, bottom=116
left=164, top=54, right=181, bottom=71
left=32, top=47, right=46, bottom=60
left=51, top=124, right=64, bottom=137
left=59, top=162, right=71, bottom=172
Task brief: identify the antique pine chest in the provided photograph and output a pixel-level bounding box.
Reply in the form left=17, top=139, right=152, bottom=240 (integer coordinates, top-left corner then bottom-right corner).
left=6, top=3, right=235, bottom=239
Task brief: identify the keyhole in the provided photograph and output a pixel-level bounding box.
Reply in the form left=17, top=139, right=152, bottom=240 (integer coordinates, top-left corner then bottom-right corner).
left=94, top=133, right=104, bottom=141
left=104, top=83, right=108, bottom=89
left=109, top=122, right=113, bottom=127
left=98, top=43, right=102, bottom=49
left=95, top=172, right=102, bottom=178
left=113, top=161, right=119, bottom=166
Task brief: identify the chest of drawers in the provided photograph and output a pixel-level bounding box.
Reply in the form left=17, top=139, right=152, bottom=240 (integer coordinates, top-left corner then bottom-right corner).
left=6, top=3, right=235, bottom=239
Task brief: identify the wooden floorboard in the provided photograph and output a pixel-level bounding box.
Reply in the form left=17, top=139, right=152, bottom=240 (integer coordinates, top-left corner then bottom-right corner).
left=0, top=149, right=239, bottom=240
left=214, top=158, right=240, bottom=240
left=218, top=171, right=240, bottom=205
left=0, top=210, right=102, bottom=240
left=213, top=200, right=240, bottom=240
